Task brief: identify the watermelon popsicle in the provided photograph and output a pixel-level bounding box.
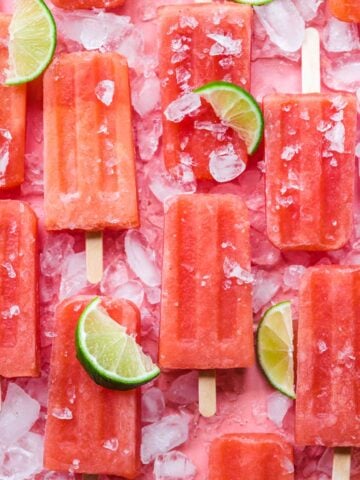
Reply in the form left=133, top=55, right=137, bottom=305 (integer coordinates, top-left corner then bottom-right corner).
left=0, top=15, right=26, bottom=190
left=51, top=0, right=125, bottom=9
left=296, top=266, right=360, bottom=478
left=264, top=29, right=357, bottom=251
left=329, top=0, right=360, bottom=22
left=209, top=433, right=294, bottom=479
left=0, top=200, right=39, bottom=399
left=44, top=51, right=139, bottom=284
left=159, top=2, right=252, bottom=180
left=44, top=296, right=140, bottom=477
left=159, top=194, right=254, bottom=416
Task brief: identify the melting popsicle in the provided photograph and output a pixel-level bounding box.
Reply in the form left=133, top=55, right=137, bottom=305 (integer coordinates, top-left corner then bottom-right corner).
left=43, top=51, right=139, bottom=283
left=209, top=433, right=294, bottom=479
left=0, top=14, right=26, bottom=190
left=329, top=0, right=360, bottom=22
left=158, top=2, right=252, bottom=180
left=264, top=29, right=357, bottom=251
left=159, top=194, right=254, bottom=416
left=44, top=296, right=140, bottom=477
left=296, top=265, right=360, bottom=479
left=51, top=0, right=125, bottom=9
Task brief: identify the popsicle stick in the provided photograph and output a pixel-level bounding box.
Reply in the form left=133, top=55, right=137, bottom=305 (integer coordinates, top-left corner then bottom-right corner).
left=85, top=232, right=103, bottom=284
left=332, top=448, right=351, bottom=480
left=301, top=27, right=321, bottom=94
left=199, top=370, right=216, bottom=417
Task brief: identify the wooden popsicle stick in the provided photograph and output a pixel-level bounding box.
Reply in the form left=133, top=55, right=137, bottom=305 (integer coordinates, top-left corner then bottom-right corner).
left=301, top=27, right=321, bottom=94
left=85, top=232, right=103, bottom=284
left=332, top=448, right=352, bottom=480
left=198, top=370, right=216, bottom=417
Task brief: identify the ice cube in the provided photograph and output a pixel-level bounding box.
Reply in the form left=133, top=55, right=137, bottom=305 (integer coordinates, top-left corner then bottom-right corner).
left=103, top=438, right=119, bottom=452
left=267, top=392, right=293, bottom=427
left=125, top=231, right=161, bottom=287
left=59, top=251, right=88, bottom=300
left=207, top=33, right=242, bottom=56
left=292, top=0, right=323, bottom=20
left=132, top=74, right=161, bottom=117
left=149, top=164, right=197, bottom=203
left=113, top=280, right=145, bottom=308
left=137, top=113, right=163, bottom=161
left=325, top=122, right=345, bottom=153
left=95, top=80, right=115, bottom=106
left=100, top=259, right=129, bottom=295
left=283, top=265, right=306, bottom=290
left=21, top=153, right=44, bottom=196
left=323, top=17, right=360, bottom=52
left=40, top=234, right=75, bottom=278
left=141, top=414, right=189, bottom=464
left=0, top=432, right=43, bottom=480
left=0, top=383, right=40, bottom=448
left=142, top=387, right=165, bottom=423
left=253, top=269, right=282, bottom=313
left=323, top=54, right=360, bottom=93
left=251, top=230, right=281, bottom=267
left=223, top=257, right=254, bottom=285
left=209, top=143, right=246, bottom=183
left=154, top=451, right=196, bottom=480
left=166, top=371, right=198, bottom=405
left=254, top=0, right=305, bottom=52
left=164, top=93, right=201, bottom=123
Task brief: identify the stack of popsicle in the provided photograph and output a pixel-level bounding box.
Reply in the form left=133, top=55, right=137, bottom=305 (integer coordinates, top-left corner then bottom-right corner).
left=159, top=3, right=252, bottom=179
left=0, top=14, right=26, bottom=190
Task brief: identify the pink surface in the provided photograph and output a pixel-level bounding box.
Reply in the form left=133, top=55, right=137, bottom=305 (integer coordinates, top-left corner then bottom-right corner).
left=0, top=0, right=358, bottom=479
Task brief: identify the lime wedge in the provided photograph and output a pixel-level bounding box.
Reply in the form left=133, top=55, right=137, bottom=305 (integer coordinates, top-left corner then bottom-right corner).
left=230, top=0, right=274, bottom=4
left=6, top=0, right=57, bottom=85
left=194, top=81, right=264, bottom=155
left=75, top=297, right=160, bottom=390
left=257, top=301, right=296, bottom=399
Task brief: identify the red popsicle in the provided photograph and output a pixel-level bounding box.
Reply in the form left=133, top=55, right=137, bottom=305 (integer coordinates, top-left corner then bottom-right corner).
left=0, top=15, right=26, bottom=190
left=0, top=200, right=38, bottom=378
left=159, top=194, right=254, bottom=370
left=329, top=0, right=360, bottom=22
left=209, top=433, right=294, bottom=479
left=159, top=3, right=252, bottom=180
left=51, top=0, right=125, bottom=9
left=44, top=296, right=140, bottom=477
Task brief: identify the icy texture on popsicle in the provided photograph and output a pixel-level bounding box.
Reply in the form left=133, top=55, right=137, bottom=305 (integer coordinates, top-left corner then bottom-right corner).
left=159, top=194, right=254, bottom=369
left=44, top=296, right=140, bottom=477
left=0, top=15, right=26, bottom=190
left=264, top=93, right=357, bottom=251
left=159, top=4, right=252, bottom=180
left=0, top=200, right=38, bottom=378
left=329, top=0, right=360, bottom=22
left=44, top=51, right=139, bottom=231
left=51, top=0, right=125, bottom=9
left=209, top=433, right=294, bottom=479
left=296, top=266, right=360, bottom=447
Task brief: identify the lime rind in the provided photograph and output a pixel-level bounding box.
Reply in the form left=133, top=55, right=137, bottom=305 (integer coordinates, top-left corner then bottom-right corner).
left=194, top=81, right=264, bottom=155
left=76, top=297, right=160, bottom=391
left=6, top=0, right=57, bottom=85
left=257, top=301, right=296, bottom=399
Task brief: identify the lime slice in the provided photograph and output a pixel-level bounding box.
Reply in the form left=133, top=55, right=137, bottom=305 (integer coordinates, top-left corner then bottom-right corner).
left=194, top=81, right=264, bottom=155
left=75, top=297, right=160, bottom=390
left=6, top=0, right=57, bottom=85
left=230, top=0, right=274, bottom=5
left=257, top=301, right=296, bottom=399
